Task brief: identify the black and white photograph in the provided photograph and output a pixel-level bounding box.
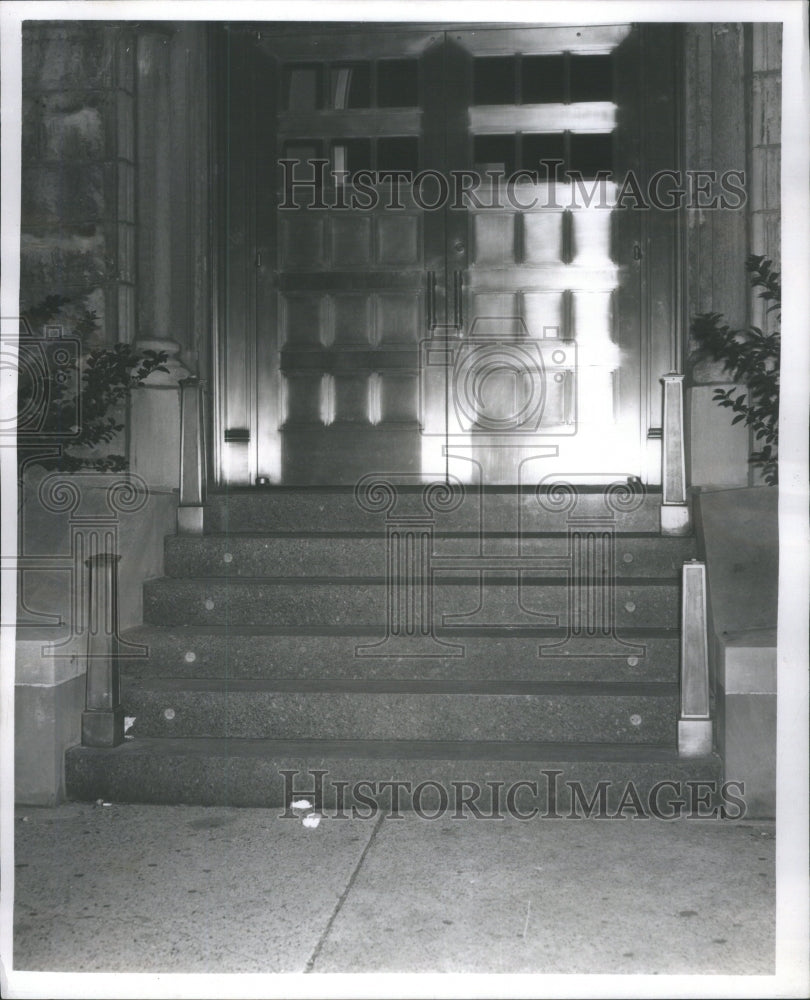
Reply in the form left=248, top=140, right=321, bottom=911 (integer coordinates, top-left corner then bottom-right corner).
left=1, top=1, right=808, bottom=997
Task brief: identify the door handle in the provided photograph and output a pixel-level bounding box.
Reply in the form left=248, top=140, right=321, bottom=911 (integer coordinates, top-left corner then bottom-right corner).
left=453, top=270, right=464, bottom=330
left=427, top=270, right=437, bottom=330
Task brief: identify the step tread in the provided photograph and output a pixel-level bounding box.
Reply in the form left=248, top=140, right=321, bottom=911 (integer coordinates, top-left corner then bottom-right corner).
left=123, top=624, right=682, bottom=637
left=124, top=677, right=679, bottom=697
left=177, top=530, right=689, bottom=539
left=146, top=574, right=682, bottom=585
left=203, top=489, right=668, bottom=533
left=69, top=736, right=709, bottom=764
left=118, top=627, right=680, bottom=684
left=66, top=739, right=721, bottom=807
left=206, top=486, right=666, bottom=496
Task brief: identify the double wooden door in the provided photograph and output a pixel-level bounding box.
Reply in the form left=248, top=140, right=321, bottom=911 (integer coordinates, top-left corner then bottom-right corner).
left=216, top=23, right=679, bottom=486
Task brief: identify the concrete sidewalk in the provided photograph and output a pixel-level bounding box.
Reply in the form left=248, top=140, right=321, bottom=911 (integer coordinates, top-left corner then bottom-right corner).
left=11, top=802, right=774, bottom=976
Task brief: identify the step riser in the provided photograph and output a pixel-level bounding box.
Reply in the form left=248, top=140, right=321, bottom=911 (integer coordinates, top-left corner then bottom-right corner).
left=120, top=630, right=680, bottom=683
left=66, top=746, right=723, bottom=811
left=143, top=579, right=679, bottom=628
left=165, top=535, right=695, bottom=579
left=205, top=492, right=663, bottom=534
left=123, top=687, right=676, bottom=744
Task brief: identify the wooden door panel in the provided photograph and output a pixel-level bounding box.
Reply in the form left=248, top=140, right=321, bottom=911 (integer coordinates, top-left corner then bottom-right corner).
left=450, top=24, right=634, bottom=55
left=331, top=296, right=372, bottom=347
left=330, top=216, right=373, bottom=265
left=472, top=214, right=517, bottom=264
left=469, top=104, right=617, bottom=133
left=285, top=374, right=322, bottom=423
left=521, top=291, right=566, bottom=337
left=376, top=215, right=421, bottom=264
left=281, top=294, right=324, bottom=347
left=523, top=212, right=565, bottom=263
left=377, top=293, right=422, bottom=345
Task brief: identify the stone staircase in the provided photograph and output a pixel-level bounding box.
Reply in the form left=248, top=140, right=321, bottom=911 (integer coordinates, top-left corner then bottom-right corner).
left=65, top=486, right=721, bottom=813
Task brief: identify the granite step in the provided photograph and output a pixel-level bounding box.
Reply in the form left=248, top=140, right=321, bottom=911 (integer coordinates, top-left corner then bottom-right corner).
left=204, top=486, right=664, bottom=534
left=65, top=737, right=725, bottom=812
left=121, top=677, right=678, bottom=744
left=119, top=626, right=681, bottom=683
left=142, top=576, right=680, bottom=628
left=71, top=487, right=705, bottom=810
left=165, top=533, right=696, bottom=579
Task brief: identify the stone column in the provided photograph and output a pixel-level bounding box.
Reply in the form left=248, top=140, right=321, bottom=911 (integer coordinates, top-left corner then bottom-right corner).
left=130, top=26, right=207, bottom=492
left=135, top=26, right=174, bottom=344
left=749, top=24, right=781, bottom=313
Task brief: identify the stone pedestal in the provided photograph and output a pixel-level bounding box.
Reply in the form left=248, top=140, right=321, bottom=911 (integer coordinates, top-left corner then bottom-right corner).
left=715, top=629, right=776, bottom=819
left=177, top=376, right=207, bottom=534
left=660, top=373, right=691, bottom=536
left=129, top=338, right=192, bottom=491
left=80, top=553, right=125, bottom=747
left=678, top=560, right=712, bottom=757
left=14, top=466, right=177, bottom=802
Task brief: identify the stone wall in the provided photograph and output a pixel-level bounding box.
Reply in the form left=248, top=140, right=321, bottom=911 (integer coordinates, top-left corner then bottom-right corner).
left=21, top=22, right=137, bottom=345
left=16, top=21, right=210, bottom=804
left=683, top=23, right=781, bottom=488
left=21, top=21, right=211, bottom=364
left=749, top=24, right=782, bottom=273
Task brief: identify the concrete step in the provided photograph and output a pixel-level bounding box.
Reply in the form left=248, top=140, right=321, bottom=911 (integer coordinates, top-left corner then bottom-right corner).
left=165, top=533, right=696, bottom=579
left=142, top=576, right=679, bottom=628
left=204, top=486, right=664, bottom=534
left=65, top=737, right=723, bottom=811
left=120, top=626, right=681, bottom=683
left=96, top=486, right=698, bottom=810
left=121, top=677, right=678, bottom=744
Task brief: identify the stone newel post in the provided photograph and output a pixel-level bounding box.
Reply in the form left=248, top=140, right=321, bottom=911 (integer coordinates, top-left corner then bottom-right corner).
left=660, top=373, right=690, bottom=535
left=177, top=376, right=207, bottom=533
left=678, top=559, right=713, bottom=756
left=81, top=553, right=125, bottom=747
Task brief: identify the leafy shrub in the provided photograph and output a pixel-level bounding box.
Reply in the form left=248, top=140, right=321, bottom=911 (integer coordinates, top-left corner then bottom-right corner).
left=689, top=255, right=780, bottom=486
left=17, top=296, right=168, bottom=472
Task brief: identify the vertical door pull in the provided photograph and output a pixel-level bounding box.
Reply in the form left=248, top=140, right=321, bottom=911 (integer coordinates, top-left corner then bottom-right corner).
left=453, top=270, right=464, bottom=330
left=427, top=270, right=437, bottom=330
